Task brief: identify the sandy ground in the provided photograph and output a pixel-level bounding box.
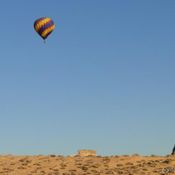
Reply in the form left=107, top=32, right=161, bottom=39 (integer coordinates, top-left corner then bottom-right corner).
left=0, top=154, right=175, bottom=175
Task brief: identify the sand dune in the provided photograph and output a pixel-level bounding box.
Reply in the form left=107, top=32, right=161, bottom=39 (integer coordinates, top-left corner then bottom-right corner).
left=0, top=154, right=175, bottom=175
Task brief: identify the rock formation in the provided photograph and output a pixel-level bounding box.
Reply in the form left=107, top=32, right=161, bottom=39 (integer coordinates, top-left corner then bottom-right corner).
left=77, top=149, right=97, bottom=156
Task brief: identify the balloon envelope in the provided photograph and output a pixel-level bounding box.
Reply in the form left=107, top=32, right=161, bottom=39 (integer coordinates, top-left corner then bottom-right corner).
left=34, top=17, right=55, bottom=40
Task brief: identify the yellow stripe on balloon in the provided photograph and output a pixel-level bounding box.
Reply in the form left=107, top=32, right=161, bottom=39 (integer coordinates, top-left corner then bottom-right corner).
left=35, top=18, right=51, bottom=32
left=35, top=18, right=51, bottom=31
left=41, top=25, right=55, bottom=38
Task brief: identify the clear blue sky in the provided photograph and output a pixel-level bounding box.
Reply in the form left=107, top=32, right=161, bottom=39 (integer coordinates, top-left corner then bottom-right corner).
left=0, top=0, right=175, bottom=156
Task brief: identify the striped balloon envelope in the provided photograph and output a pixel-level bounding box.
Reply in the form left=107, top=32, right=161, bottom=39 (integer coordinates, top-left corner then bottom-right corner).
left=34, top=17, right=55, bottom=41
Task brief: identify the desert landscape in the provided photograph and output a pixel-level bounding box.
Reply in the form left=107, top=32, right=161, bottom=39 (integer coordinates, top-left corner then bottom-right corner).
left=0, top=151, right=175, bottom=175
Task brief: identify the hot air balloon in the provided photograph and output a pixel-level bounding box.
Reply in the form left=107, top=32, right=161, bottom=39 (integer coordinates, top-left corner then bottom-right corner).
left=34, top=17, right=55, bottom=41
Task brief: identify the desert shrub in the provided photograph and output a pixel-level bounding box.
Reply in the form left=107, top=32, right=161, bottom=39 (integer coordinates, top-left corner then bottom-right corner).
left=132, top=153, right=140, bottom=157
left=17, top=166, right=26, bottom=169
left=81, top=165, right=88, bottom=171
left=50, top=154, right=56, bottom=157
left=91, top=169, right=99, bottom=173
left=116, top=163, right=123, bottom=167
left=117, top=170, right=124, bottom=174
left=123, top=155, right=129, bottom=157
left=150, top=154, right=157, bottom=157
left=161, top=159, right=171, bottom=164
left=91, top=163, right=101, bottom=168
left=125, top=162, right=134, bottom=166
left=142, top=168, right=148, bottom=171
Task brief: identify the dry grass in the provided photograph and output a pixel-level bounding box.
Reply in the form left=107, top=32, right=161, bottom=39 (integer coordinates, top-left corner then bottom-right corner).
left=0, top=154, right=175, bottom=174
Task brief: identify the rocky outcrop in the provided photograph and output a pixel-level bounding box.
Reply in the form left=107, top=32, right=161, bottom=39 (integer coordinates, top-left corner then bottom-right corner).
left=77, top=150, right=96, bottom=157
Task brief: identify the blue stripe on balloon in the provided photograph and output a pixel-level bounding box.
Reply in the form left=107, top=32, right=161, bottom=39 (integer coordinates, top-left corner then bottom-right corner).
left=38, top=20, right=54, bottom=35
